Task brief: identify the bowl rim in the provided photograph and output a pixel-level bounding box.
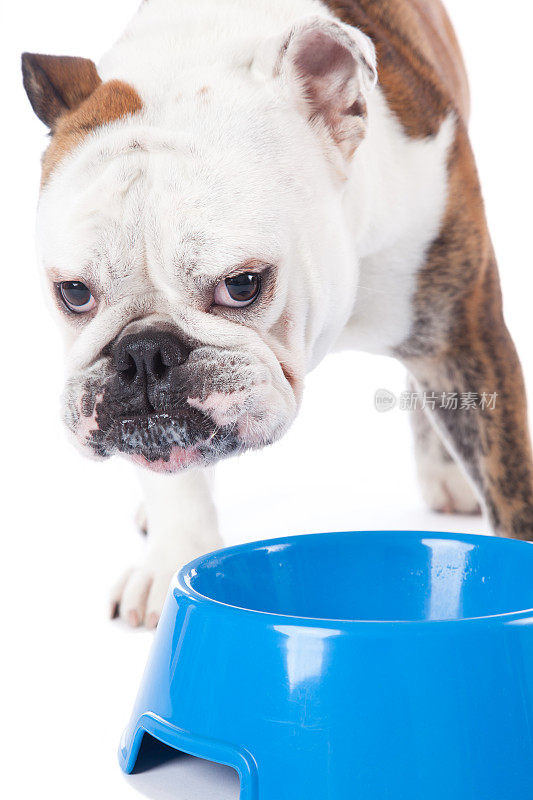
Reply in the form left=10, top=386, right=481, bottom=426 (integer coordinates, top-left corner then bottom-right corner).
left=175, top=530, right=533, bottom=628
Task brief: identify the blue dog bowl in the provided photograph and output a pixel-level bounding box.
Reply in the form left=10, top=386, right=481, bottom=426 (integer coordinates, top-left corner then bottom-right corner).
left=119, top=531, right=533, bottom=798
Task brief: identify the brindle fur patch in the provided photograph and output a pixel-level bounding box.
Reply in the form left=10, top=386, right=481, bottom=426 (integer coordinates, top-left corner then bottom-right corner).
left=395, top=86, right=533, bottom=539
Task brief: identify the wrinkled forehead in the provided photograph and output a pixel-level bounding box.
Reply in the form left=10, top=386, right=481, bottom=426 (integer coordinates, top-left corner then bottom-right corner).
left=36, top=120, right=293, bottom=287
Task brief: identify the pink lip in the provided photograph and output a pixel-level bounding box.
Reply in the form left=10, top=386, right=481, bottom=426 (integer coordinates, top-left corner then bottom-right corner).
left=130, top=446, right=201, bottom=473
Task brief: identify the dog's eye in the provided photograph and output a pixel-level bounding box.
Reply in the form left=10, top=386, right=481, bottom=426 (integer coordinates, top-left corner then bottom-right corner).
left=58, top=281, right=96, bottom=313
left=214, top=273, right=261, bottom=308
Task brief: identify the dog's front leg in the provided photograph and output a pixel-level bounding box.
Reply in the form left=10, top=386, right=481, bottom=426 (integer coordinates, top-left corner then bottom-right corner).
left=112, top=467, right=221, bottom=628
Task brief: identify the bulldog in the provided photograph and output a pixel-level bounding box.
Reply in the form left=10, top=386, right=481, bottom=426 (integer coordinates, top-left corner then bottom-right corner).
left=22, top=0, right=533, bottom=628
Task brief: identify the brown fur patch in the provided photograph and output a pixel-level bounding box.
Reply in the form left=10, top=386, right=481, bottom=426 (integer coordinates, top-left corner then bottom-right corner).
left=41, top=80, right=143, bottom=186
left=22, top=54, right=102, bottom=128
left=324, top=0, right=469, bottom=136
left=409, top=0, right=469, bottom=119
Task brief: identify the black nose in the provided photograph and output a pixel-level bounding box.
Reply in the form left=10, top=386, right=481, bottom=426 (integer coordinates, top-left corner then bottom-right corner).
left=112, top=329, right=190, bottom=388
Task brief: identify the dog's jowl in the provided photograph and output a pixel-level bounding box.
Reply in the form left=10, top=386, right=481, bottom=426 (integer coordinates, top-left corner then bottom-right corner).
left=22, top=0, right=533, bottom=627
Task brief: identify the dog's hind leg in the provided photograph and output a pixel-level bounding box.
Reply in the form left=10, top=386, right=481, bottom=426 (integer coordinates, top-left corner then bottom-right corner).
left=402, top=254, right=533, bottom=539
left=408, top=376, right=481, bottom=515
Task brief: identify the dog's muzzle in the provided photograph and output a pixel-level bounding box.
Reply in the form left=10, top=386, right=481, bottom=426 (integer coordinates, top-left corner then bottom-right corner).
left=84, top=328, right=240, bottom=467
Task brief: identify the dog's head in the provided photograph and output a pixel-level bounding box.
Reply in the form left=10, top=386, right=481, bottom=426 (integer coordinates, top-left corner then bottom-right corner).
left=23, top=15, right=376, bottom=472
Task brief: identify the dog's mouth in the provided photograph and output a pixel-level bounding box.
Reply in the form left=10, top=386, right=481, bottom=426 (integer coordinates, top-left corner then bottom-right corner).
left=86, top=405, right=241, bottom=470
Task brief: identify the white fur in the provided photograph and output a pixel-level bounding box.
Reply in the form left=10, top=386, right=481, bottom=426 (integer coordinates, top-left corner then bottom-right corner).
left=112, top=467, right=220, bottom=627
left=35, top=0, right=457, bottom=626
left=339, top=101, right=456, bottom=354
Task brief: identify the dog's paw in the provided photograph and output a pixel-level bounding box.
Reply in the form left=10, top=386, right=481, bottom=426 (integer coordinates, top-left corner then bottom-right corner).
left=419, top=461, right=481, bottom=515
left=110, top=562, right=174, bottom=629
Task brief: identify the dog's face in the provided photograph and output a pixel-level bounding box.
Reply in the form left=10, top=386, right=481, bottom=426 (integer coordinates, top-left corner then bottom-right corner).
left=24, top=16, right=376, bottom=472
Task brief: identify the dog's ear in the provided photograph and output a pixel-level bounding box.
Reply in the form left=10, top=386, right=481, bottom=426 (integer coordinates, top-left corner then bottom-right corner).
left=254, top=17, right=377, bottom=161
left=21, top=53, right=101, bottom=129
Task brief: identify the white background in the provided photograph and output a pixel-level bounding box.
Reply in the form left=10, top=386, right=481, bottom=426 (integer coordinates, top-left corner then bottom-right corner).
left=1, top=1, right=532, bottom=797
